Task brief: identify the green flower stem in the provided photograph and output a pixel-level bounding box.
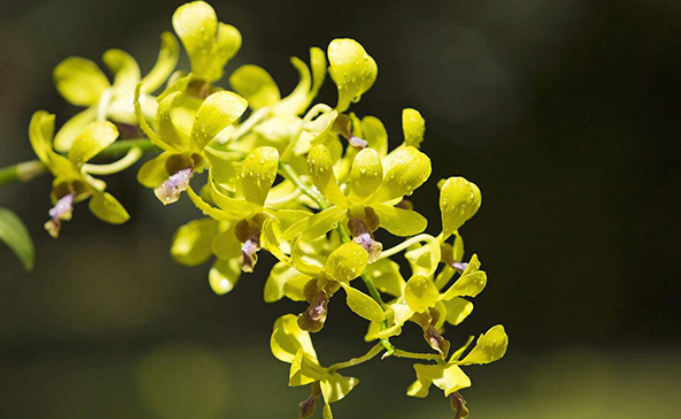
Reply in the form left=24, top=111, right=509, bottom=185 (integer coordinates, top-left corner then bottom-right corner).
left=392, top=349, right=443, bottom=362
left=94, top=138, right=162, bottom=157
left=378, top=233, right=440, bottom=260
left=272, top=164, right=398, bottom=362
left=231, top=107, right=270, bottom=142
left=278, top=162, right=328, bottom=209
left=0, top=139, right=162, bottom=187
left=328, top=343, right=384, bottom=372
left=334, top=222, right=394, bottom=355
left=280, top=103, right=332, bottom=163
left=83, top=147, right=143, bottom=175
left=0, top=160, right=46, bottom=187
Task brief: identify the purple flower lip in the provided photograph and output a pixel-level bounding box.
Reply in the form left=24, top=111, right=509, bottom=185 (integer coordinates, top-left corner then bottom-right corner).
left=238, top=227, right=261, bottom=273
left=49, top=193, right=75, bottom=220
left=154, top=168, right=193, bottom=205
left=451, top=262, right=468, bottom=273
left=45, top=192, right=76, bottom=238
left=348, top=135, right=368, bottom=150
left=348, top=217, right=382, bottom=262
left=309, top=293, right=328, bottom=321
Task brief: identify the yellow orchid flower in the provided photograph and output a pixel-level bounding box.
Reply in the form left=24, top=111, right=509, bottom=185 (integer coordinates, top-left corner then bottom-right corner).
left=407, top=325, right=508, bottom=418
left=172, top=1, right=241, bottom=83
left=29, top=111, right=129, bottom=237
left=271, top=314, right=362, bottom=419
left=282, top=143, right=431, bottom=262
left=134, top=84, right=248, bottom=204
left=183, top=146, right=310, bottom=272
left=52, top=33, right=179, bottom=151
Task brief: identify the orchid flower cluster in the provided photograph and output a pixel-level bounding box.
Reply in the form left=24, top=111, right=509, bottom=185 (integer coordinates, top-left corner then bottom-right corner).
left=20, top=2, right=508, bottom=417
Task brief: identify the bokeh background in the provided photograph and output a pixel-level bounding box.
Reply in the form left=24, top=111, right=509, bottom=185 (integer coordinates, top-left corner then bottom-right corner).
left=1, top=0, right=680, bottom=418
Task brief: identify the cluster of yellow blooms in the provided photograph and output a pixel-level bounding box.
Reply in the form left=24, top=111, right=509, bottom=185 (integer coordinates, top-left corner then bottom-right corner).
left=27, top=2, right=508, bottom=417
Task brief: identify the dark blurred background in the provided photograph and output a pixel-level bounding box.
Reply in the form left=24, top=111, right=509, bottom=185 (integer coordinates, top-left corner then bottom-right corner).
left=1, top=0, right=680, bottom=418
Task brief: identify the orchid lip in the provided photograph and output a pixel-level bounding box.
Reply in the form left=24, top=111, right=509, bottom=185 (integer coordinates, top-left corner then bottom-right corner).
left=49, top=192, right=75, bottom=220
left=451, top=262, right=468, bottom=272
left=45, top=192, right=75, bottom=239
left=348, top=217, right=382, bottom=262
left=309, top=292, right=328, bottom=321
left=238, top=227, right=261, bottom=273
left=348, top=135, right=368, bottom=149
left=154, top=167, right=194, bottom=205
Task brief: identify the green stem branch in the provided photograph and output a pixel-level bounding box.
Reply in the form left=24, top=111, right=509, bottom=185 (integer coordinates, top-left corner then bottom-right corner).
left=392, top=349, right=443, bottom=362
left=278, top=162, right=328, bottom=209
left=328, top=343, right=384, bottom=371
left=0, top=139, right=162, bottom=188
left=378, top=233, right=440, bottom=260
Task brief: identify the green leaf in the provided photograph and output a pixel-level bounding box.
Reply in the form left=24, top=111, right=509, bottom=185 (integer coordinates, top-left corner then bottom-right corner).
left=342, top=284, right=385, bottom=322
left=0, top=207, right=34, bottom=271
left=229, top=65, right=280, bottom=110
left=170, top=218, right=221, bottom=266
left=404, top=274, right=439, bottom=313
left=458, top=325, right=508, bottom=366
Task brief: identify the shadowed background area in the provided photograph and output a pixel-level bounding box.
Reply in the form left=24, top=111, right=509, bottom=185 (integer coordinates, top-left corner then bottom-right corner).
left=1, top=0, right=680, bottom=418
